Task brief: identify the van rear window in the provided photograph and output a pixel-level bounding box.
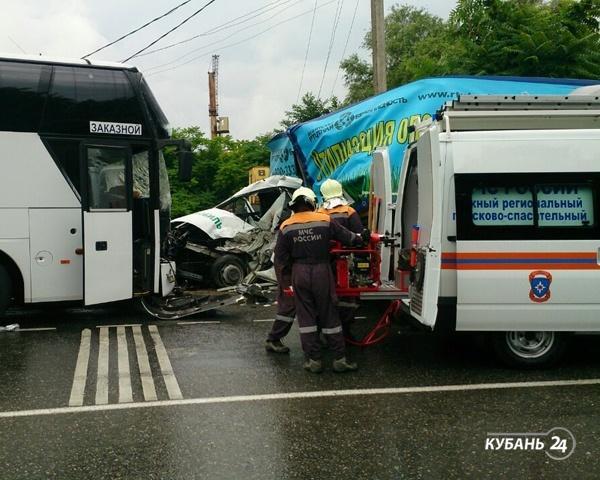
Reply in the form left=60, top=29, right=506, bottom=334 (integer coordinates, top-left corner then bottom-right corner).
left=456, top=173, right=600, bottom=240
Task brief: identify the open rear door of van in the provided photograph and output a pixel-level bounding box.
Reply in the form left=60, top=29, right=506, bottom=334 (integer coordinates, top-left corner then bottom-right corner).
left=371, top=148, right=393, bottom=281
left=408, top=126, right=443, bottom=328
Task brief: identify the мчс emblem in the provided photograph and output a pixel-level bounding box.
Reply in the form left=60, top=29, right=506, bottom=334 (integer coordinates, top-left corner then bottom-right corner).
left=529, top=270, right=552, bottom=303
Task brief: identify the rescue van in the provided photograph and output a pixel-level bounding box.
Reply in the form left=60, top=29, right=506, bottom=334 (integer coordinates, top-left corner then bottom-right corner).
left=396, top=94, right=600, bottom=367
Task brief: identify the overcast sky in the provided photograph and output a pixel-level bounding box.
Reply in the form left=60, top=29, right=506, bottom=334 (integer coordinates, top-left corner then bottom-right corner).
left=0, top=0, right=457, bottom=139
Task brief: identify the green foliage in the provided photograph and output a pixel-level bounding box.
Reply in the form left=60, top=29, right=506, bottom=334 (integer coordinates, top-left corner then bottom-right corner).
left=165, top=127, right=271, bottom=218
left=280, top=92, right=340, bottom=129
left=450, top=0, right=600, bottom=78
left=342, top=5, right=460, bottom=104
left=340, top=0, right=600, bottom=103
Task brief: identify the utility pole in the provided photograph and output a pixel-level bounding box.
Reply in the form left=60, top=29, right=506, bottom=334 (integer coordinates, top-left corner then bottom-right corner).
left=208, top=54, right=219, bottom=139
left=371, top=0, right=387, bottom=94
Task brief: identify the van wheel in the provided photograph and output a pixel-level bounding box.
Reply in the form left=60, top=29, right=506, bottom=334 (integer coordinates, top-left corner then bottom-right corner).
left=491, top=331, right=567, bottom=368
left=0, top=265, right=12, bottom=317
left=210, top=255, right=246, bottom=288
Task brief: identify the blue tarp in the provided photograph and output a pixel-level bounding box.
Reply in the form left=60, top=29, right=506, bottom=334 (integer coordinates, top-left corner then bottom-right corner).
left=269, top=76, right=598, bottom=209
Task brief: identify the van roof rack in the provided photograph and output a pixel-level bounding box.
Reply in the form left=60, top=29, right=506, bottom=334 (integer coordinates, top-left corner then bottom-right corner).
left=437, top=94, right=600, bottom=132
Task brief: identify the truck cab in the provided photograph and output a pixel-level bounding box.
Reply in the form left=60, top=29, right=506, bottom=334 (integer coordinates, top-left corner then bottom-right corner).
left=397, top=95, right=600, bottom=367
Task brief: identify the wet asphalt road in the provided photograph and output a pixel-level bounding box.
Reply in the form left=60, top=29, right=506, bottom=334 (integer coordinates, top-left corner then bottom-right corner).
left=1, top=301, right=600, bottom=479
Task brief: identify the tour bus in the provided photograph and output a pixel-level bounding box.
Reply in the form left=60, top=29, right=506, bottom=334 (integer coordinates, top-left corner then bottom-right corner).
left=0, top=54, right=191, bottom=317
left=396, top=94, right=600, bottom=367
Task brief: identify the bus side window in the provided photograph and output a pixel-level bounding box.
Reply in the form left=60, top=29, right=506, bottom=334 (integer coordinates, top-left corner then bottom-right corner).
left=45, top=139, right=82, bottom=197
left=0, top=61, right=46, bottom=132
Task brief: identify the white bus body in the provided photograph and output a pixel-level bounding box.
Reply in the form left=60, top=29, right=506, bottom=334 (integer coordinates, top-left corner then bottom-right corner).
left=0, top=54, right=183, bottom=315
left=397, top=95, right=600, bottom=366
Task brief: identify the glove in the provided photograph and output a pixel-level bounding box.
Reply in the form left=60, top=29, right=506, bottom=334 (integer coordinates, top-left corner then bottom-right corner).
left=361, top=228, right=371, bottom=244
left=353, top=229, right=370, bottom=247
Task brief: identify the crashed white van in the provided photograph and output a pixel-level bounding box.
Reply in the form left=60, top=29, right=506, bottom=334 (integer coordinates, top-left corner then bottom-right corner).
left=397, top=94, right=600, bottom=367
left=171, top=175, right=302, bottom=287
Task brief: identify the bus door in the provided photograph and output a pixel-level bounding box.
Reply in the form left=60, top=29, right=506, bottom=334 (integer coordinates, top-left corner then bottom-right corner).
left=82, top=144, right=133, bottom=305
left=408, top=126, right=443, bottom=328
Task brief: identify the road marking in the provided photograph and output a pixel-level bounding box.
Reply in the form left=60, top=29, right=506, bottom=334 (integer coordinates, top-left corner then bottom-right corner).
left=95, top=327, right=110, bottom=405
left=177, top=321, right=221, bottom=325
left=4, top=378, right=600, bottom=419
left=148, top=325, right=183, bottom=400
left=132, top=326, right=157, bottom=401
left=69, top=325, right=181, bottom=407
left=68, top=329, right=91, bottom=407
left=252, top=319, right=274, bottom=323
left=355, top=316, right=367, bottom=320
left=117, top=327, right=132, bottom=403
left=96, top=324, right=142, bottom=328
left=16, top=327, right=57, bottom=332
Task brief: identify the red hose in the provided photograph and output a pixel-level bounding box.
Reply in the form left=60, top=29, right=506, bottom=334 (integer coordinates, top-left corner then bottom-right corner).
left=345, top=300, right=401, bottom=347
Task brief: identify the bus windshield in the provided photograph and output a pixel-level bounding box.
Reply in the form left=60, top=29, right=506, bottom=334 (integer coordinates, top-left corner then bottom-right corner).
left=158, top=151, right=172, bottom=215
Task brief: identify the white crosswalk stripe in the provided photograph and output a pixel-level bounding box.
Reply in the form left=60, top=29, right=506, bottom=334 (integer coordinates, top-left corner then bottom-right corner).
left=68, top=329, right=91, bottom=407
left=132, top=326, right=158, bottom=402
left=68, top=325, right=181, bottom=406
left=95, top=327, right=109, bottom=405
left=149, top=325, right=183, bottom=400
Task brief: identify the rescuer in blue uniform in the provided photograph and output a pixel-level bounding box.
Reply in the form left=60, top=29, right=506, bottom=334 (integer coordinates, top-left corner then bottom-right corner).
left=317, top=179, right=364, bottom=339
left=265, top=210, right=296, bottom=354
left=274, top=187, right=365, bottom=373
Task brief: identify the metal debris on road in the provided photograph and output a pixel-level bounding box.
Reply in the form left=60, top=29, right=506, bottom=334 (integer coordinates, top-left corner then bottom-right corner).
left=0, top=324, right=19, bottom=332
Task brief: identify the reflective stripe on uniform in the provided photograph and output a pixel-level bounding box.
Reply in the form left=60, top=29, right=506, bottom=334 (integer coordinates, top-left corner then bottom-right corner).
left=322, top=326, right=342, bottom=335
left=299, top=326, right=318, bottom=334
left=337, top=301, right=358, bottom=308
left=282, top=221, right=330, bottom=233
left=275, top=314, right=295, bottom=323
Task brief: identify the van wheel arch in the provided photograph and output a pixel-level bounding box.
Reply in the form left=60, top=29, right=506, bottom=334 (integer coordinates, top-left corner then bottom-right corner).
left=0, top=251, right=24, bottom=308
left=490, top=331, right=568, bottom=369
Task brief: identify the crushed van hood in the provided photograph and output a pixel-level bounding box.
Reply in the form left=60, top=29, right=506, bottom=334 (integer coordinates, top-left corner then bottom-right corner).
left=172, top=208, right=252, bottom=240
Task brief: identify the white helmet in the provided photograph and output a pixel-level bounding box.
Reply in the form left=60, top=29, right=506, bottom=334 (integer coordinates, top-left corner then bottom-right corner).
left=289, top=186, right=317, bottom=207
left=320, top=179, right=343, bottom=201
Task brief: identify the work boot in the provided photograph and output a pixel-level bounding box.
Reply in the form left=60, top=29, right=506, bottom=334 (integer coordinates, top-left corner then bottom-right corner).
left=265, top=339, right=290, bottom=354
left=332, top=357, right=358, bottom=373
left=303, top=358, right=324, bottom=374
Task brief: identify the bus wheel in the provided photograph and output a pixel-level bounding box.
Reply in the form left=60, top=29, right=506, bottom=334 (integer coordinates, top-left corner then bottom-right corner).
left=0, top=265, right=12, bottom=317
left=210, top=255, right=246, bottom=288
left=491, top=331, right=567, bottom=368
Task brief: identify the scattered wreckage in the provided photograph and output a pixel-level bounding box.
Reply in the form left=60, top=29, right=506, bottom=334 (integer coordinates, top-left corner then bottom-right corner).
left=140, top=176, right=302, bottom=319
left=170, top=175, right=302, bottom=288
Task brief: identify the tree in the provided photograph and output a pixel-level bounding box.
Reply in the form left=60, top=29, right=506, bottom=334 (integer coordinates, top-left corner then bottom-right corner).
left=165, top=127, right=272, bottom=218
left=341, top=5, right=459, bottom=104
left=340, top=1, right=600, bottom=104
left=280, top=92, right=340, bottom=129
left=450, top=0, right=600, bottom=78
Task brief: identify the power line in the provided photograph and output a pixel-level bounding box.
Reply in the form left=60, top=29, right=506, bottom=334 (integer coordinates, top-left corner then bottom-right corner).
left=296, top=0, right=318, bottom=102
left=122, top=0, right=219, bottom=62
left=135, top=0, right=298, bottom=58
left=330, top=0, right=359, bottom=97
left=7, top=36, right=27, bottom=54
left=317, top=0, right=344, bottom=99
left=143, top=1, right=303, bottom=73
left=145, top=0, right=337, bottom=77
left=82, top=0, right=194, bottom=59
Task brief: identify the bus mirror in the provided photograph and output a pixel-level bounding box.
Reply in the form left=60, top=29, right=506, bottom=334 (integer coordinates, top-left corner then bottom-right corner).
left=178, top=151, right=194, bottom=182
